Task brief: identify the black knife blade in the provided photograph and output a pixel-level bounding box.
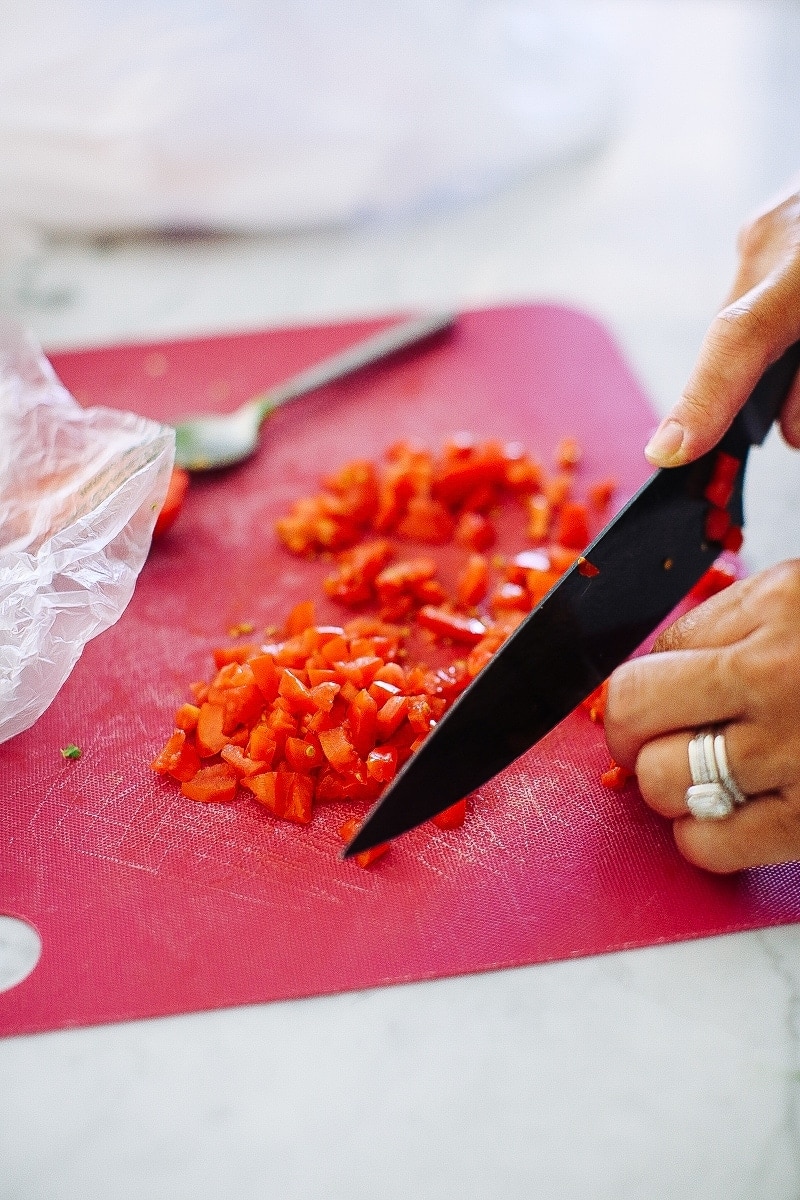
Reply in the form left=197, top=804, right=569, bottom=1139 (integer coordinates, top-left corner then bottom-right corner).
left=344, top=340, right=800, bottom=858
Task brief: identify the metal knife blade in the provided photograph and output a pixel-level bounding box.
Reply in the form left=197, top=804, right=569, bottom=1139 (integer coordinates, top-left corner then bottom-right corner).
left=344, top=339, right=800, bottom=858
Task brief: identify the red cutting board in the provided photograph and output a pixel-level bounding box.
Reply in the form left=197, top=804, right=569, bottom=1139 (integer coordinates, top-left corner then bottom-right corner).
left=2, top=303, right=799, bottom=1037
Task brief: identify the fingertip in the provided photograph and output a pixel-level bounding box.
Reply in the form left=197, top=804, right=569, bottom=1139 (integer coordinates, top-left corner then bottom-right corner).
left=644, top=419, right=687, bottom=467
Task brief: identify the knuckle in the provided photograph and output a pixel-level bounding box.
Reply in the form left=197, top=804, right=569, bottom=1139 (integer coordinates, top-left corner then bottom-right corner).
left=603, top=665, right=643, bottom=763
left=673, top=820, right=744, bottom=874
left=633, top=743, right=674, bottom=817
left=736, top=211, right=773, bottom=259
left=713, top=303, right=772, bottom=360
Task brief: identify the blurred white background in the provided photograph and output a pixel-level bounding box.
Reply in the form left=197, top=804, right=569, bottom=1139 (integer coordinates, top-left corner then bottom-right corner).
left=3, top=3, right=800, bottom=1198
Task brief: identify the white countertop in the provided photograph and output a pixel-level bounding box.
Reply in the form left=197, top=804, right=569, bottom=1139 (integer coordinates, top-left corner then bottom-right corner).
left=3, top=3, right=800, bottom=1196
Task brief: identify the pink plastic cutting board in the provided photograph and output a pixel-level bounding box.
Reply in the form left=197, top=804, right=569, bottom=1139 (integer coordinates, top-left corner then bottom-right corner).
left=3, top=303, right=799, bottom=1037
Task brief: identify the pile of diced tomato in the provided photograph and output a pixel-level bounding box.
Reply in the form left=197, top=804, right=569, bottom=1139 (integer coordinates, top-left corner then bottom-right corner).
left=151, top=433, right=739, bottom=863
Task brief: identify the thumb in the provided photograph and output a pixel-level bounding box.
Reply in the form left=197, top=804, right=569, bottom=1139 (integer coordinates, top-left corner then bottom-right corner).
left=644, top=269, right=800, bottom=466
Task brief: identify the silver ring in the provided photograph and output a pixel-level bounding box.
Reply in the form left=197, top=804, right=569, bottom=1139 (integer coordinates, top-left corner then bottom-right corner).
left=686, top=782, right=734, bottom=820
left=713, top=732, right=748, bottom=806
left=685, top=729, right=748, bottom=820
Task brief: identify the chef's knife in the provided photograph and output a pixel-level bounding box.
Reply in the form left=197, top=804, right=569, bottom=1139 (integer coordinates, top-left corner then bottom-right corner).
left=344, top=340, right=800, bottom=858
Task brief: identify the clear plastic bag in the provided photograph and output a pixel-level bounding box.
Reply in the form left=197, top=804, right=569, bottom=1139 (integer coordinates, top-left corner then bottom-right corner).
left=0, top=320, right=174, bottom=743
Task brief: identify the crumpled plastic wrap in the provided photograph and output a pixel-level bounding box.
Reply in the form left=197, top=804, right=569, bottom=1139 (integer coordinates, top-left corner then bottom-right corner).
left=0, top=321, right=175, bottom=743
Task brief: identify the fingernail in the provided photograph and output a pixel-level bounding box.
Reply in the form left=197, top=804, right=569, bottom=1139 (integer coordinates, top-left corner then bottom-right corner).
left=644, top=419, right=686, bottom=466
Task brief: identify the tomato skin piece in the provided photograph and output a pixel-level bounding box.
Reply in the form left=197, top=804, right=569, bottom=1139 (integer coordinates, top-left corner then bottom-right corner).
left=431, top=799, right=467, bottom=829
left=152, top=466, right=190, bottom=538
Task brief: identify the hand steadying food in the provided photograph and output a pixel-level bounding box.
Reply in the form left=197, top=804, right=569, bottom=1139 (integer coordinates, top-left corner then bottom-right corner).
left=606, top=175, right=800, bottom=872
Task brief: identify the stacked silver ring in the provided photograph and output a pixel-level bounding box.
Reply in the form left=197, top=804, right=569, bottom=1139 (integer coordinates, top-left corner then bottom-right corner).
left=685, top=730, right=748, bottom=820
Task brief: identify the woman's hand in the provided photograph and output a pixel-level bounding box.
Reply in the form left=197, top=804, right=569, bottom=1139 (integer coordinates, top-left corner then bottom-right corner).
left=645, top=178, right=800, bottom=466
left=604, top=561, right=800, bottom=873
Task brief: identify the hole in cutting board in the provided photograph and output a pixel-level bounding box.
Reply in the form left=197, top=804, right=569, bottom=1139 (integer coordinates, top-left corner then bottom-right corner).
left=0, top=916, right=41, bottom=992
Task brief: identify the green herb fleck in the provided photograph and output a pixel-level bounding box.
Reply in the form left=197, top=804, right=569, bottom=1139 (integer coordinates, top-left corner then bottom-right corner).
left=61, top=744, right=82, bottom=760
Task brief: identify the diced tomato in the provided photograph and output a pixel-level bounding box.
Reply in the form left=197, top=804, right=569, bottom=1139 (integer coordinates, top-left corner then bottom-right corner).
left=195, top=702, right=228, bottom=756
left=457, top=553, right=490, bottom=607
left=581, top=680, right=609, bottom=724
left=174, top=703, right=200, bottom=733
left=454, top=511, right=496, bottom=551
left=723, top=524, right=744, bottom=553
left=366, top=746, right=398, bottom=783
left=375, top=694, right=410, bottom=741
left=278, top=669, right=317, bottom=713
left=689, top=561, right=738, bottom=601
left=339, top=817, right=389, bottom=868
left=159, top=430, right=722, bottom=866
left=705, top=505, right=731, bottom=543
left=152, top=466, right=190, bottom=538
left=344, top=688, right=377, bottom=758
left=526, top=494, right=551, bottom=541
left=600, top=761, right=634, bottom=791
left=555, top=436, right=582, bottom=470
left=417, top=606, right=486, bottom=646
left=431, top=799, right=467, bottom=829
left=318, top=726, right=359, bottom=771
left=150, top=729, right=202, bottom=782
left=243, top=771, right=313, bottom=823
left=220, top=744, right=268, bottom=777
left=489, top=581, right=531, bottom=616
left=555, top=502, right=590, bottom=550
left=396, top=495, right=455, bottom=543
left=587, top=477, right=616, bottom=512
left=180, top=761, right=239, bottom=803
left=704, top=450, right=741, bottom=510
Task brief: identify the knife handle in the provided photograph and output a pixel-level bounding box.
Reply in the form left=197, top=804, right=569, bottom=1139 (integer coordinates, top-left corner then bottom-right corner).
left=732, top=339, right=800, bottom=448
